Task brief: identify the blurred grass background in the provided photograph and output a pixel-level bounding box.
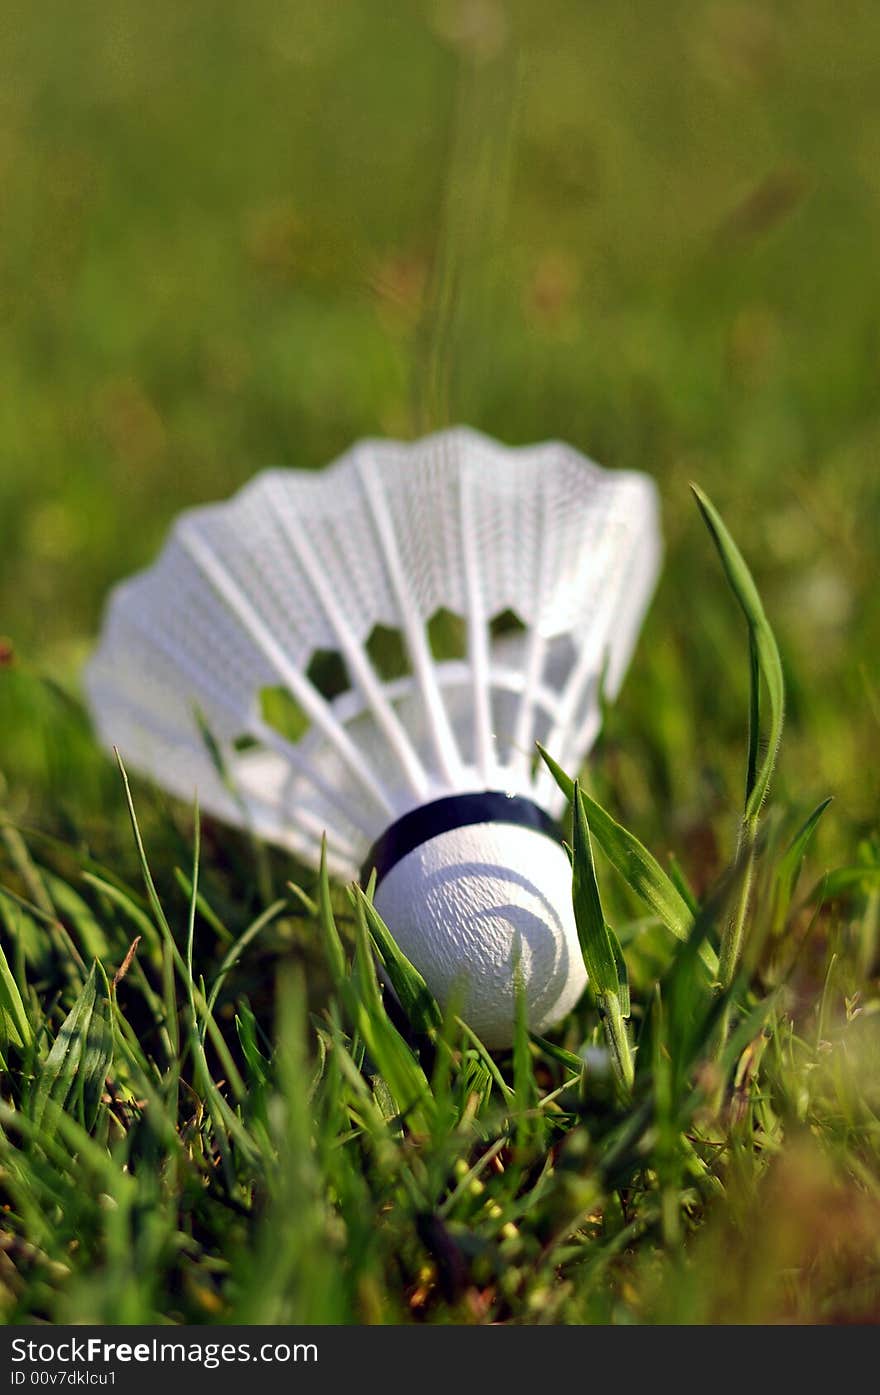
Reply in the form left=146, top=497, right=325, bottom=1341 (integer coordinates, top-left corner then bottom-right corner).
left=1, top=0, right=878, bottom=871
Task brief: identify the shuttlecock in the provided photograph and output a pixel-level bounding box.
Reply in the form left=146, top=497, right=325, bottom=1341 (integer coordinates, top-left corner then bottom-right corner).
left=86, top=427, right=661, bottom=1047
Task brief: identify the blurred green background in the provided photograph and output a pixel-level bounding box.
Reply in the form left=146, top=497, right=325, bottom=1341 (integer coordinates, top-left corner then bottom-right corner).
left=1, top=0, right=878, bottom=863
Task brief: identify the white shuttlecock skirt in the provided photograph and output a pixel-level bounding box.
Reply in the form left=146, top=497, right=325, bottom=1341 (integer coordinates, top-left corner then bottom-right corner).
left=86, top=428, right=662, bottom=1047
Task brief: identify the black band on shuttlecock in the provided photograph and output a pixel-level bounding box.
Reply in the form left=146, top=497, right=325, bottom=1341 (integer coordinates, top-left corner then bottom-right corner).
left=361, top=791, right=562, bottom=889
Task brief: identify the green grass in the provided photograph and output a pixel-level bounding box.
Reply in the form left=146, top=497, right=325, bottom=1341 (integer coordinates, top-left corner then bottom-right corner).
left=2, top=0, right=880, bottom=1325
left=2, top=487, right=879, bottom=1324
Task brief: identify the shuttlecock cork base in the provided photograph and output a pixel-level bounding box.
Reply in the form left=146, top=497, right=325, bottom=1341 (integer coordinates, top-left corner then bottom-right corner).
left=86, top=426, right=661, bottom=1051
left=363, top=791, right=586, bottom=1048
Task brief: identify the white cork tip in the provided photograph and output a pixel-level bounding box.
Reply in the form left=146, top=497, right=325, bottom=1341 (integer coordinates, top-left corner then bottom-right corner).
left=372, top=822, right=586, bottom=1049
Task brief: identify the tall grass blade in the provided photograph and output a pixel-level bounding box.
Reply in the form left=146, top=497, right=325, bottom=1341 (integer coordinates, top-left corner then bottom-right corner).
left=353, top=885, right=441, bottom=1034
left=316, top=837, right=346, bottom=986
left=538, top=744, right=717, bottom=975
left=0, top=935, right=33, bottom=1051
left=349, top=893, right=434, bottom=1134
left=690, top=485, right=785, bottom=831
left=571, top=781, right=633, bottom=1092
left=30, top=961, right=113, bottom=1131
left=771, top=797, right=833, bottom=931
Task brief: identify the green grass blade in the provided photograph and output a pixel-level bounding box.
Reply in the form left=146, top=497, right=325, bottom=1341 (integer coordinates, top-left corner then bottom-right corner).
left=114, top=749, right=175, bottom=943
left=0, top=935, right=33, bottom=1051
left=353, top=885, right=441, bottom=1034
left=746, top=628, right=761, bottom=810
left=349, top=893, right=434, bottom=1134
left=690, top=484, right=785, bottom=830
left=453, top=1016, right=514, bottom=1102
left=79, top=960, right=114, bottom=1130
left=666, top=854, right=700, bottom=917
left=30, top=961, right=112, bottom=1131
left=174, top=868, right=234, bottom=944
left=772, top=797, right=833, bottom=931
left=112, top=763, right=247, bottom=1100
left=692, top=485, right=786, bottom=990
left=512, top=957, right=539, bottom=1148
left=236, top=1002, right=271, bottom=1090
left=205, top=897, right=288, bottom=1022
left=529, top=1033, right=585, bottom=1074
left=571, top=782, right=619, bottom=1000
left=80, top=873, right=159, bottom=952
left=316, top=837, right=346, bottom=986
left=538, top=744, right=717, bottom=975
left=610, top=929, right=631, bottom=1019
left=40, top=873, right=111, bottom=961
left=571, top=782, right=634, bottom=1092
left=807, top=865, right=880, bottom=903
